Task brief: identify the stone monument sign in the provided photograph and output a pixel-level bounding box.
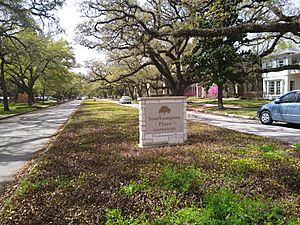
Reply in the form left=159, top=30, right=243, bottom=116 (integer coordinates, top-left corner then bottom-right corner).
left=138, top=96, right=187, bottom=147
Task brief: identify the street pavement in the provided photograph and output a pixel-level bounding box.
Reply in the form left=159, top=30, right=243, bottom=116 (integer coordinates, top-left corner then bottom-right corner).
left=187, top=111, right=300, bottom=144
left=118, top=101, right=300, bottom=144
left=0, top=100, right=81, bottom=193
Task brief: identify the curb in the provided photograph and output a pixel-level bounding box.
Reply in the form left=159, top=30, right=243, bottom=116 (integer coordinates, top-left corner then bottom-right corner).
left=187, top=108, right=258, bottom=120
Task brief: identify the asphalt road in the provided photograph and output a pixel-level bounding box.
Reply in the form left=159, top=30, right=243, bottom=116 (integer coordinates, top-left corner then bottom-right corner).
left=0, top=100, right=81, bottom=193
left=187, top=111, right=300, bottom=144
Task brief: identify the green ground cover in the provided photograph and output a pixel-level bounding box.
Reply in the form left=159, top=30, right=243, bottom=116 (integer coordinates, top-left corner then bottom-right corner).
left=188, top=98, right=271, bottom=108
left=188, top=98, right=271, bottom=117
left=0, top=103, right=37, bottom=116
left=0, top=100, right=300, bottom=224
left=0, top=101, right=60, bottom=116
left=203, top=107, right=258, bottom=117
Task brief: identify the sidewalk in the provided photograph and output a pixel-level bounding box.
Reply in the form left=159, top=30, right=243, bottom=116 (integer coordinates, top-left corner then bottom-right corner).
left=0, top=100, right=81, bottom=193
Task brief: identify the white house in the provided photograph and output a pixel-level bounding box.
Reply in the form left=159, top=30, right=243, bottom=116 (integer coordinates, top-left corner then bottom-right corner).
left=262, top=48, right=300, bottom=99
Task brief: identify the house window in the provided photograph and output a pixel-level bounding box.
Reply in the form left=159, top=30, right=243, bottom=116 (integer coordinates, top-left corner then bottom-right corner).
left=276, top=81, right=281, bottom=95
left=278, top=59, right=284, bottom=67
left=290, top=80, right=295, bottom=91
left=268, top=81, right=275, bottom=95
left=292, top=58, right=298, bottom=64
left=268, top=60, right=273, bottom=68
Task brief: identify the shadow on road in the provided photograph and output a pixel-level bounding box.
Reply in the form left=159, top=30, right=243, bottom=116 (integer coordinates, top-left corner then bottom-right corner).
left=274, top=123, right=300, bottom=129
left=0, top=152, right=35, bottom=163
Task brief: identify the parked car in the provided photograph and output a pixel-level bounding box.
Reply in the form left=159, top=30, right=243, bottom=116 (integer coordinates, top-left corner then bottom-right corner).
left=257, top=90, right=300, bottom=125
left=36, top=96, right=48, bottom=101
left=119, top=96, right=131, bottom=104
left=0, top=96, right=9, bottom=101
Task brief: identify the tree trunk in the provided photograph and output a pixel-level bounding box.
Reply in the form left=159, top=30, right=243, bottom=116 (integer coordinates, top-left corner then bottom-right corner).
left=144, top=83, right=150, bottom=97
left=217, top=83, right=224, bottom=110
left=15, top=92, right=19, bottom=103
left=137, top=85, right=143, bottom=97
left=42, top=90, right=46, bottom=105
left=126, top=83, right=135, bottom=99
left=27, top=87, right=34, bottom=106
left=164, top=79, right=188, bottom=96
left=0, top=59, right=10, bottom=111
left=238, top=84, right=244, bottom=98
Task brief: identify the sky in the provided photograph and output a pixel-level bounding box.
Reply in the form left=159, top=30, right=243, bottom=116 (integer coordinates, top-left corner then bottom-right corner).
left=57, top=0, right=105, bottom=74
left=57, top=0, right=300, bottom=74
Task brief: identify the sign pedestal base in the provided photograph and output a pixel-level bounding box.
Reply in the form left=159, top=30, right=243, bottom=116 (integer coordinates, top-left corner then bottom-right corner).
left=138, top=97, right=187, bottom=147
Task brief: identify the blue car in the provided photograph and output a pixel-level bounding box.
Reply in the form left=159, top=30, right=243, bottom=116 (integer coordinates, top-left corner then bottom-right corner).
left=258, top=90, right=300, bottom=125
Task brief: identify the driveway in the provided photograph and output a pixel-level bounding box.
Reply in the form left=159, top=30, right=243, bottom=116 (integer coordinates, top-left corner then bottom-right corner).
left=187, top=111, right=300, bottom=144
left=0, top=100, right=81, bottom=193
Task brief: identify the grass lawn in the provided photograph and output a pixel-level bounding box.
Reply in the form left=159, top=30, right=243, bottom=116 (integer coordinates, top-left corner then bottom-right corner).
left=0, top=101, right=60, bottom=117
left=188, top=98, right=271, bottom=117
left=1, top=100, right=300, bottom=224
left=0, top=103, right=37, bottom=116
left=202, top=107, right=259, bottom=117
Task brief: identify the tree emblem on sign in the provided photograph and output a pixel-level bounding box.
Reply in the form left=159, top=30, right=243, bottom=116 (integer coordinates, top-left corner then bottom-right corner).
left=159, top=106, right=171, bottom=115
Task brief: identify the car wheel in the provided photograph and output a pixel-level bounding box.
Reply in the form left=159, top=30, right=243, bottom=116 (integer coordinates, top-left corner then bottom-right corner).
left=260, top=110, right=273, bottom=125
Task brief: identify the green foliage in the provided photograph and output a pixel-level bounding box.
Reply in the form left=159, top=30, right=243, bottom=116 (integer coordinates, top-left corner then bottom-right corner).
left=229, top=158, right=268, bottom=176
left=16, top=179, right=42, bottom=197
left=256, top=144, right=275, bottom=152
left=291, top=144, right=300, bottom=150
left=107, top=189, right=288, bottom=225
left=253, top=144, right=286, bottom=160
left=156, top=166, right=203, bottom=192
left=120, top=180, right=149, bottom=196
left=188, top=98, right=271, bottom=108
left=105, top=209, right=148, bottom=225
left=201, top=188, right=285, bottom=224
left=152, top=206, right=203, bottom=225
left=275, top=40, right=297, bottom=52
left=0, top=103, right=36, bottom=115
left=16, top=177, right=72, bottom=198
left=119, top=166, right=202, bottom=196
left=170, top=207, right=202, bottom=224
left=288, top=217, right=300, bottom=225
left=6, top=30, right=75, bottom=105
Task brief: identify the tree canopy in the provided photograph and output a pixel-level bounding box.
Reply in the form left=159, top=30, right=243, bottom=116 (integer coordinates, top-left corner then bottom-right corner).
left=78, top=0, right=300, bottom=99
left=6, top=30, right=75, bottom=105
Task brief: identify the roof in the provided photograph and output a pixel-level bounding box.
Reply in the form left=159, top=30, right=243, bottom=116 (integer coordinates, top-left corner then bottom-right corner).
left=268, top=48, right=300, bottom=57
